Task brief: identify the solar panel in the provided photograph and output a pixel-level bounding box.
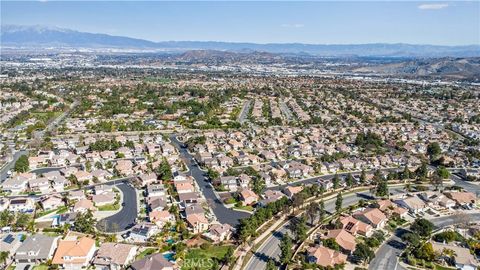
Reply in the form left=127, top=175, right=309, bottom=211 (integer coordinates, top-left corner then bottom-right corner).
left=3, top=234, right=14, bottom=244
left=345, top=222, right=355, bottom=231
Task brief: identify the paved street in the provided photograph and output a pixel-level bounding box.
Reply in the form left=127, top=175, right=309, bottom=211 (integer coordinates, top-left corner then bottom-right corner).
left=245, top=173, right=480, bottom=270
left=369, top=176, right=480, bottom=270
left=0, top=149, right=28, bottom=182
left=370, top=213, right=480, bottom=270
left=238, top=100, right=252, bottom=124
left=245, top=187, right=404, bottom=270
left=170, top=135, right=251, bottom=226
left=96, top=182, right=138, bottom=232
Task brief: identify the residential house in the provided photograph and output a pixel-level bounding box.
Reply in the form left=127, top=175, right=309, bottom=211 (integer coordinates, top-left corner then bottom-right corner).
left=92, top=243, right=138, bottom=270
left=239, top=189, right=259, bottom=206
left=431, top=242, right=478, bottom=270
left=92, top=191, right=116, bottom=206
left=259, top=190, right=286, bottom=206
left=139, top=173, right=158, bottom=187
left=283, top=186, right=303, bottom=198
left=203, top=223, right=232, bottom=243
left=8, top=198, right=35, bottom=213
left=149, top=210, right=174, bottom=228
left=130, top=223, right=159, bottom=242
left=306, top=246, right=347, bottom=268
left=186, top=213, right=209, bottom=234
left=353, top=208, right=388, bottom=229
left=394, top=196, right=427, bottom=214
left=444, top=192, right=477, bottom=206
left=40, top=195, right=64, bottom=211
left=129, top=253, right=174, bottom=270
left=339, top=216, right=373, bottom=237
left=15, top=234, right=59, bottom=264
left=73, top=199, right=96, bottom=213
left=324, top=229, right=356, bottom=253
left=52, top=236, right=96, bottom=270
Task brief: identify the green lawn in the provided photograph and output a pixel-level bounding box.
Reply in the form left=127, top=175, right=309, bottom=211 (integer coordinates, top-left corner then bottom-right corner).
left=234, top=205, right=254, bottom=212
left=97, top=202, right=120, bottom=211
left=435, top=264, right=456, bottom=270
left=136, top=248, right=158, bottom=260
left=35, top=206, right=67, bottom=218
left=183, top=245, right=231, bottom=270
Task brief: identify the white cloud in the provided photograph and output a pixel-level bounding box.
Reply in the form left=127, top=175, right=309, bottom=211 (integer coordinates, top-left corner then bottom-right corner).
left=418, top=3, right=449, bottom=10
left=281, top=23, right=305, bottom=28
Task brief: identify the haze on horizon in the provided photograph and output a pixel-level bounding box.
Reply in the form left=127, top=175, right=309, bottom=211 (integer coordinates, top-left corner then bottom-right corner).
left=1, top=1, right=479, bottom=46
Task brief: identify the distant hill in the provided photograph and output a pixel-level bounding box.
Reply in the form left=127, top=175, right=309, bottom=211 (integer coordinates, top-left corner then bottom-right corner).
left=354, top=57, right=480, bottom=81
left=2, top=25, right=480, bottom=57
left=1, top=25, right=158, bottom=48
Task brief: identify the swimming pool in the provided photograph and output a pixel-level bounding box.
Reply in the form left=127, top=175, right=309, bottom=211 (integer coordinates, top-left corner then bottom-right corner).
left=163, top=252, right=175, bottom=261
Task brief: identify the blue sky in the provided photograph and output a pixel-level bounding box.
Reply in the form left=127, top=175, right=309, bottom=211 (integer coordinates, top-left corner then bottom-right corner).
left=1, top=1, right=479, bottom=45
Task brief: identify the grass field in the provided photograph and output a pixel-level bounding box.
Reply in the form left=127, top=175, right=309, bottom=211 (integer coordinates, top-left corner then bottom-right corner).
left=183, top=245, right=231, bottom=270
left=136, top=248, right=158, bottom=260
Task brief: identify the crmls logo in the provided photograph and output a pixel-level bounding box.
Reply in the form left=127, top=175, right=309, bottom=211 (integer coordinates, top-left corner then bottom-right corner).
left=182, top=258, right=215, bottom=268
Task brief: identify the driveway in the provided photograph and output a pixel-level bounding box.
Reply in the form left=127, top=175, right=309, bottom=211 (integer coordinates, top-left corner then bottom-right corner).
left=170, top=135, right=251, bottom=226
left=96, top=182, right=138, bottom=232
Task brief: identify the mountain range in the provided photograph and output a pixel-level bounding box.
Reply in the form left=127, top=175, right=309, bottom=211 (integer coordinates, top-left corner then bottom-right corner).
left=2, top=25, right=480, bottom=58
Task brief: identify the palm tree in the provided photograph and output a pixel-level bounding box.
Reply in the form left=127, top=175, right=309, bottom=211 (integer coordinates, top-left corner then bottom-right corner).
left=0, top=251, right=9, bottom=267
left=441, top=248, right=457, bottom=265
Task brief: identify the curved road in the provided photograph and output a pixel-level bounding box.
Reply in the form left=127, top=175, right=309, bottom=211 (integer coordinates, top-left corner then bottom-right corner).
left=369, top=213, right=480, bottom=270
left=170, top=135, right=251, bottom=226
left=96, top=182, right=138, bottom=232
left=244, top=186, right=406, bottom=270
left=245, top=174, right=479, bottom=270
left=369, top=175, right=480, bottom=270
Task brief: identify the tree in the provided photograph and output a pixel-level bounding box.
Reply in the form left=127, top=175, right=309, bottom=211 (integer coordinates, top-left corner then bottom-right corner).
left=252, top=178, right=266, bottom=195
left=15, top=213, right=31, bottom=230
left=402, top=232, right=421, bottom=247
left=306, top=201, right=319, bottom=225
left=222, top=246, right=235, bottom=265
left=346, top=173, right=354, bottom=188
left=401, top=166, right=411, bottom=180
left=353, top=243, right=375, bottom=265
left=73, top=210, right=96, bottom=234
left=427, top=142, right=442, bottom=159
left=436, top=166, right=450, bottom=179
left=415, top=162, right=428, bottom=178
left=360, top=170, right=366, bottom=184
left=0, top=210, right=14, bottom=227
left=430, top=174, right=443, bottom=191
left=290, top=215, right=308, bottom=242
left=335, top=192, right=343, bottom=213
left=411, top=218, right=434, bottom=237
left=322, top=238, right=340, bottom=251
left=292, top=193, right=305, bottom=214
left=207, top=168, right=220, bottom=180
left=0, top=251, right=8, bottom=267
left=319, top=200, right=325, bottom=222
left=280, top=233, right=293, bottom=264
left=413, top=242, right=435, bottom=261
left=375, top=180, right=389, bottom=198
left=266, top=259, right=277, bottom=270
left=14, top=155, right=29, bottom=173
left=156, top=158, right=172, bottom=180
left=333, top=174, right=340, bottom=189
